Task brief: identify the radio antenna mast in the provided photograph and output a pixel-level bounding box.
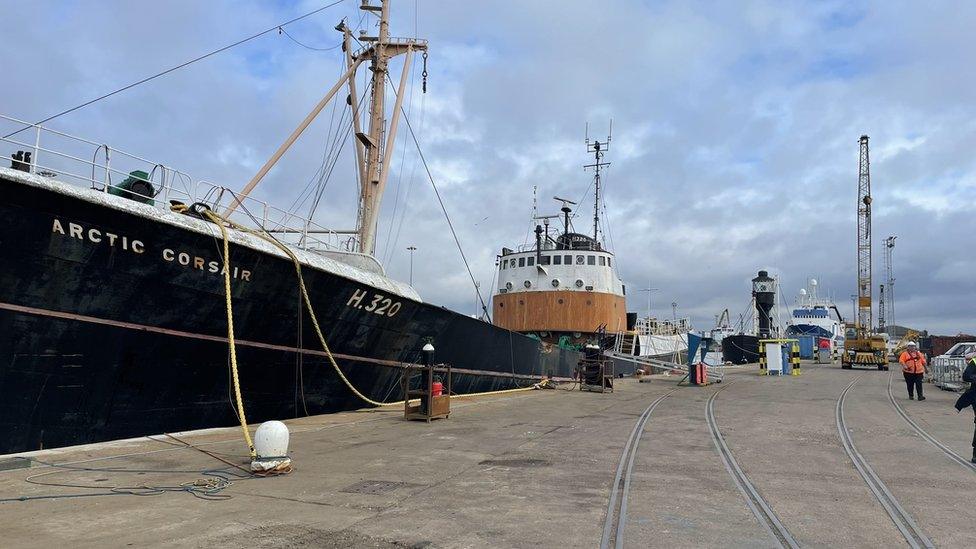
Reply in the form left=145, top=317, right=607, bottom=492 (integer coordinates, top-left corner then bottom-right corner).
left=584, top=120, right=612, bottom=244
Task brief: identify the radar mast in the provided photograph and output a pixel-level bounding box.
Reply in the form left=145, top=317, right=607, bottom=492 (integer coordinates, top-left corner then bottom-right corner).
left=584, top=121, right=612, bottom=244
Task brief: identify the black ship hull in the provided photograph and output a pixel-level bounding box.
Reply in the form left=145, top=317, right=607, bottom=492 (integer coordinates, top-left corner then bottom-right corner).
left=722, top=334, right=760, bottom=364
left=0, top=169, right=578, bottom=455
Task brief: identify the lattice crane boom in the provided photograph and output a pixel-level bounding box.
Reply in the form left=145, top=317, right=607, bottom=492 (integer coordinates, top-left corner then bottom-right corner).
left=856, top=135, right=873, bottom=338
left=843, top=134, right=888, bottom=370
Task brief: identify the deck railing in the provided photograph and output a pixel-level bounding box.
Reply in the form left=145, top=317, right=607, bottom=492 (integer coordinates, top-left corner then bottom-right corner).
left=1, top=113, right=358, bottom=253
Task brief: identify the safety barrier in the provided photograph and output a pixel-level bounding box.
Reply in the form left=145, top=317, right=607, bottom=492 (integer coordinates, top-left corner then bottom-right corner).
left=928, top=355, right=969, bottom=392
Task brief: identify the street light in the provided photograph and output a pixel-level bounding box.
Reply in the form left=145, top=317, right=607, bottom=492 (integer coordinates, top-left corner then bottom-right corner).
left=407, top=246, right=417, bottom=285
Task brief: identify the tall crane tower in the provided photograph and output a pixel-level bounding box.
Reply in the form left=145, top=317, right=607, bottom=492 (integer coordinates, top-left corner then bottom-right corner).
left=856, top=135, right=873, bottom=338
left=843, top=135, right=889, bottom=370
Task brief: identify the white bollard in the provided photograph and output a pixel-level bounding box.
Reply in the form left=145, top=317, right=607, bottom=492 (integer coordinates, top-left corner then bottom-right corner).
left=251, top=420, right=292, bottom=473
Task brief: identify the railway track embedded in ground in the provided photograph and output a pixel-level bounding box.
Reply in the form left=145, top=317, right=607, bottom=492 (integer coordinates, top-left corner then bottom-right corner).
left=887, top=371, right=976, bottom=473
left=836, top=377, right=935, bottom=549
left=600, top=388, right=676, bottom=549
left=706, top=381, right=799, bottom=549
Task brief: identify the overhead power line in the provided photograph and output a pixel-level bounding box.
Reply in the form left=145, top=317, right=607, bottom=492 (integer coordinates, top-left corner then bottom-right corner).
left=3, top=0, right=345, bottom=138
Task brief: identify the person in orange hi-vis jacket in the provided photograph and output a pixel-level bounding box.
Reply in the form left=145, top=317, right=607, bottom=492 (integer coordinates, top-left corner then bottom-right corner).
left=899, top=341, right=928, bottom=401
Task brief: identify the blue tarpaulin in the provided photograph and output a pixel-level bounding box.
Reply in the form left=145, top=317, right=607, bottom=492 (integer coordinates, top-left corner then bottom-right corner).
left=688, top=333, right=702, bottom=365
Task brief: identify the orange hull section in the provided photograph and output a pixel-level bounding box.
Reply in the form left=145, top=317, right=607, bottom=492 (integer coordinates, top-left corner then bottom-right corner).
left=493, top=291, right=626, bottom=333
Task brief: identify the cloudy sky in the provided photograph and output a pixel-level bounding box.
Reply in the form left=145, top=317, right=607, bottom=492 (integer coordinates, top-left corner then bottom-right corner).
left=3, top=1, right=974, bottom=334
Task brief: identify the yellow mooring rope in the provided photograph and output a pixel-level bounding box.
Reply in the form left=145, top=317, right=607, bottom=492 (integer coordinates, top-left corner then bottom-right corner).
left=202, top=209, right=400, bottom=407
left=202, top=209, right=256, bottom=459
left=197, top=206, right=545, bottom=444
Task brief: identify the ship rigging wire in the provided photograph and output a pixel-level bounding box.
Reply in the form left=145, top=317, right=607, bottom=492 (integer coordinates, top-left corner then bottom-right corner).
left=284, top=85, right=370, bottom=225
left=293, top=64, right=348, bottom=212
left=2, top=0, right=346, bottom=139
left=405, top=116, right=490, bottom=319
left=381, top=0, right=427, bottom=265
left=382, top=55, right=421, bottom=266
left=277, top=25, right=342, bottom=51
left=387, top=90, right=427, bottom=264
left=396, top=96, right=491, bottom=319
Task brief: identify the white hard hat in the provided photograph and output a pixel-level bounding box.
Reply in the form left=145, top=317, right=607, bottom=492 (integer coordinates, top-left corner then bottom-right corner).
left=906, top=341, right=917, bottom=347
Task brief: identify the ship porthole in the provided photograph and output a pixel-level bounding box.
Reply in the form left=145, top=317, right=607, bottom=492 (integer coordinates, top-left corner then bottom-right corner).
left=499, top=302, right=504, bottom=307
left=575, top=279, right=584, bottom=288
left=523, top=280, right=531, bottom=288
left=519, top=300, right=524, bottom=305
left=558, top=299, right=564, bottom=304
left=551, top=279, right=560, bottom=288
left=506, top=281, right=513, bottom=290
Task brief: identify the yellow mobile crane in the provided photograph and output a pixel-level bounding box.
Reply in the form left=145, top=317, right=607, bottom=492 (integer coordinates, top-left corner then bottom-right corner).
left=843, top=135, right=888, bottom=370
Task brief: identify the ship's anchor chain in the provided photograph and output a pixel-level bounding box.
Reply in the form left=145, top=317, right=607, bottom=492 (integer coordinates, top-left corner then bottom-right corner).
left=422, top=51, right=428, bottom=93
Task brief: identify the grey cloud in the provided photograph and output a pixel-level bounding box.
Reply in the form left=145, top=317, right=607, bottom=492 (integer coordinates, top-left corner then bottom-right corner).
left=2, top=0, right=973, bottom=334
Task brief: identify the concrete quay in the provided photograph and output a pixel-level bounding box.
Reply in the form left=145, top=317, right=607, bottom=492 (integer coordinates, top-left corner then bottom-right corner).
left=1, top=363, right=974, bottom=548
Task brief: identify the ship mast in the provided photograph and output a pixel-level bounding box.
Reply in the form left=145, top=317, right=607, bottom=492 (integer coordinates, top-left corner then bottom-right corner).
left=225, top=0, right=426, bottom=257
left=583, top=121, right=612, bottom=245
left=354, top=0, right=426, bottom=255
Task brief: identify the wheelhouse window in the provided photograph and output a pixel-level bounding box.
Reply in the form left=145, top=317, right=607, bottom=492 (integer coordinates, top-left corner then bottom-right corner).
left=540, top=255, right=551, bottom=266
left=527, top=256, right=535, bottom=266
left=599, top=256, right=606, bottom=266
left=553, top=255, right=562, bottom=265
left=608, top=258, right=612, bottom=268
left=564, top=254, right=572, bottom=265
left=587, top=255, right=596, bottom=265
left=518, top=257, right=525, bottom=267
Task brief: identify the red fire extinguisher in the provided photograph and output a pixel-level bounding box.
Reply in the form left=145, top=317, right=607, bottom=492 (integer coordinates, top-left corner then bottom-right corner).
left=432, top=378, right=443, bottom=397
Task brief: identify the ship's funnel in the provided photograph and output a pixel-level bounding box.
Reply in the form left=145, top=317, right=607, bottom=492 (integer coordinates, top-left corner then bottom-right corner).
left=752, top=270, right=776, bottom=338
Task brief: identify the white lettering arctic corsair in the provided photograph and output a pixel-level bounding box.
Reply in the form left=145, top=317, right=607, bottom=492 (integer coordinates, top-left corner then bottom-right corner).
left=52, top=217, right=252, bottom=281
left=162, top=248, right=252, bottom=281
left=52, top=218, right=145, bottom=253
